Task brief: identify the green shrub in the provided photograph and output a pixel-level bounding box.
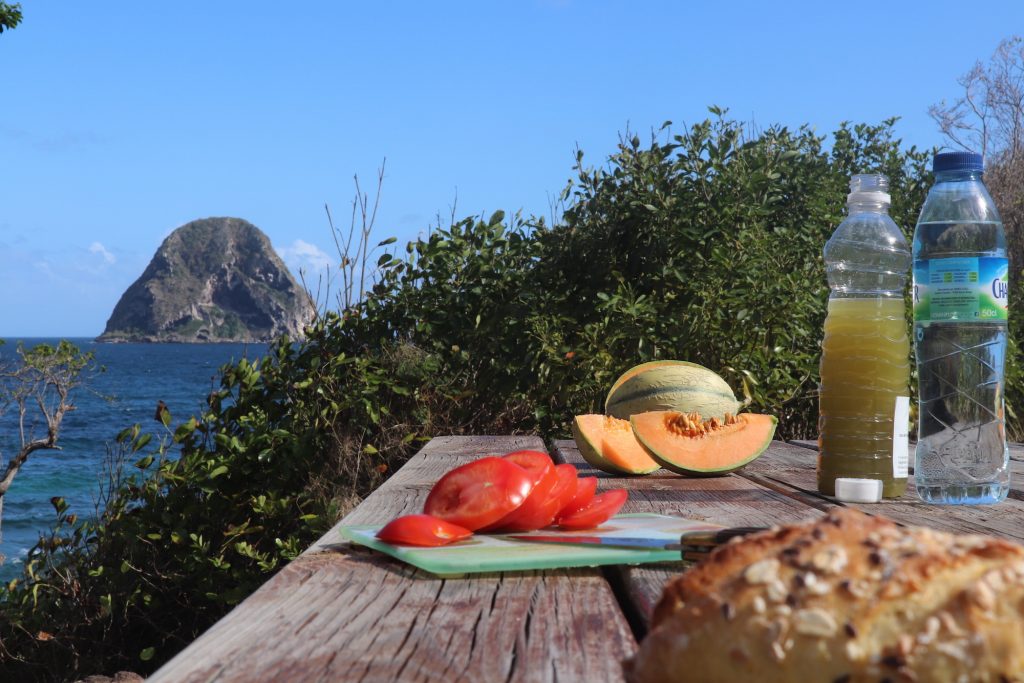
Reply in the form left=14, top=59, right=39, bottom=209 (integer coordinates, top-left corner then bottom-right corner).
left=533, top=115, right=932, bottom=436
left=0, top=332, right=446, bottom=678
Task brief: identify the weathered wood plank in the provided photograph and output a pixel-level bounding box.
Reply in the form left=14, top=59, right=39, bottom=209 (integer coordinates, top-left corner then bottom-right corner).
left=555, top=437, right=1024, bottom=630
left=150, top=436, right=637, bottom=683
left=150, top=550, right=633, bottom=683
left=789, top=438, right=1024, bottom=492
left=792, top=439, right=1024, bottom=461
left=551, top=440, right=824, bottom=633
left=793, top=438, right=1024, bottom=465
left=743, top=440, right=1024, bottom=543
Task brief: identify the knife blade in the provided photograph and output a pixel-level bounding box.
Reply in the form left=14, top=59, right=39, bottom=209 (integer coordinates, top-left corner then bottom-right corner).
left=507, top=526, right=766, bottom=557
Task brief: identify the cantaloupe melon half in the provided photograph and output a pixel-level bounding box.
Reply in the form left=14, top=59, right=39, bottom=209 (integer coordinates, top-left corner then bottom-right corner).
left=572, top=414, right=661, bottom=475
left=630, top=411, right=777, bottom=477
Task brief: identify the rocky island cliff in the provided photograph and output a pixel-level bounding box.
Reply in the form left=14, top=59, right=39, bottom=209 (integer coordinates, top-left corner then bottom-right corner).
left=98, top=217, right=315, bottom=343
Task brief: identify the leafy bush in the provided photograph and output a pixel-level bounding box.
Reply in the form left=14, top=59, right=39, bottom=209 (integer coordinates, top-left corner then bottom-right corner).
left=1, top=111, right=998, bottom=680
left=537, top=115, right=930, bottom=435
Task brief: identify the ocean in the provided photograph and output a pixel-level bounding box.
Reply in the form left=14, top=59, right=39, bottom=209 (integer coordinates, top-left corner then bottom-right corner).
left=0, top=338, right=268, bottom=581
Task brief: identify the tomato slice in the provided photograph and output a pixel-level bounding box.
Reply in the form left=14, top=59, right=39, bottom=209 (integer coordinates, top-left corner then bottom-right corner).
left=522, top=463, right=579, bottom=529
left=557, top=475, right=597, bottom=520
left=557, top=489, right=628, bottom=530
left=424, top=457, right=534, bottom=531
left=482, top=450, right=558, bottom=532
left=538, top=464, right=579, bottom=527
left=376, top=514, right=473, bottom=546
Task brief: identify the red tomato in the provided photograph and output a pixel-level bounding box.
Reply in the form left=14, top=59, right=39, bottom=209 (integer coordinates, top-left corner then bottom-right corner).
left=557, top=489, right=628, bottom=530
left=482, top=450, right=558, bottom=532
left=557, top=475, right=597, bottom=519
left=502, top=450, right=554, bottom=476
left=531, top=463, right=579, bottom=528
left=376, top=514, right=473, bottom=547
left=424, top=456, right=534, bottom=530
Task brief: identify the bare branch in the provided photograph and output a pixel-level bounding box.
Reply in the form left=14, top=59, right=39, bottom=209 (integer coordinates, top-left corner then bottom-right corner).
left=931, top=36, right=1024, bottom=160
left=325, top=160, right=388, bottom=312
left=0, top=436, right=61, bottom=497
left=0, top=341, right=91, bottom=544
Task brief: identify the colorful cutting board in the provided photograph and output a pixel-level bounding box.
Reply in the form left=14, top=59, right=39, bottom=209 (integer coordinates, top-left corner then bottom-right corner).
left=341, top=513, right=723, bottom=577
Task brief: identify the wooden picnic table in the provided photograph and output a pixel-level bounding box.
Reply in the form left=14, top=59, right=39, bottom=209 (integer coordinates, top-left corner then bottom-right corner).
left=148, top=437, right=1024, bottom=682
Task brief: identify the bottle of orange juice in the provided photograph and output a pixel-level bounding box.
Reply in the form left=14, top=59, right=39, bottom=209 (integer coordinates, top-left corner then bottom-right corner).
left=817, top=174, right=911, bottom=500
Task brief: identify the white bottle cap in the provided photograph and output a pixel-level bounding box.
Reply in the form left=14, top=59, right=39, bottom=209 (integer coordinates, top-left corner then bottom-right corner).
left=834, top=478, right=883, bottom=503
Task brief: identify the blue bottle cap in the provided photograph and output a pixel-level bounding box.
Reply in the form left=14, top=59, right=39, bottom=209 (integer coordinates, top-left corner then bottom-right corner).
left=933, top=151, right=983, bottom=173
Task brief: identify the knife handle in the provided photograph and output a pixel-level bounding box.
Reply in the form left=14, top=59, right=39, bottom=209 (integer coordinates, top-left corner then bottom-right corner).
left=666, top=526, right=767, bottom=555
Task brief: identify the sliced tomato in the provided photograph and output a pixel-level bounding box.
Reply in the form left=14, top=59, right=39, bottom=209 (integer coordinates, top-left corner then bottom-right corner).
left=527, top=463, right=579, bottom=529
left=502, top=450, right=555, bottom=477
left=544, top=464, right=580, bottom=522
left=481, top=450, right=558, bottom=532
left=557, top=489, right=628, bottom=530
left=424, top=456, right=534, bottom=531
left=557, top=475, right=597, bottom=520
left=376, top=514, right=473, bottom=547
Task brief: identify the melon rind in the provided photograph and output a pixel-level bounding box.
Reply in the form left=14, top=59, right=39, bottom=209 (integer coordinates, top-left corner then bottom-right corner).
left=605, top=362, right=741, bottom=421
left=605, top=360, right=697, bottom=404
left=571, top=415, right=661, bottom=476
left=630, top=412, right=777, bottom=477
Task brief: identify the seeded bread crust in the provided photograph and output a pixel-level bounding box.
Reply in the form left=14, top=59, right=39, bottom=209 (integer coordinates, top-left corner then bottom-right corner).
left=625, top=508, right=1024, bottom=683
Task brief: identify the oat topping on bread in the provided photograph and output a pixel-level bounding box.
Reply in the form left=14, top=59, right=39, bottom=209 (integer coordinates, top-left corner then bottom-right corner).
left=626, top=508, right=1024, bottom=683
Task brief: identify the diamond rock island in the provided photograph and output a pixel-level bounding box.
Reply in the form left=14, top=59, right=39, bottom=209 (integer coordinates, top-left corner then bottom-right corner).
left=98, top=217, right=315, bottom=343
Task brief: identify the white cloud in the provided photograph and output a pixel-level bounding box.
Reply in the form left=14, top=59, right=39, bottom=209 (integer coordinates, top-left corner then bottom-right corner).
left=0, top=243, right=141, bottom=335
left=33, top=260, right=55, bottom=278
left=276, top=240, right=341, bottom=305
left=277, top=239, right=334, bottom=278
left=89, top=241, right=116, bottom=265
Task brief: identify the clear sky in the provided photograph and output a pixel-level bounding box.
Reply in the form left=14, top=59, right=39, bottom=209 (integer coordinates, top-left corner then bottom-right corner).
left=2, top=1, right=1022, bottom=336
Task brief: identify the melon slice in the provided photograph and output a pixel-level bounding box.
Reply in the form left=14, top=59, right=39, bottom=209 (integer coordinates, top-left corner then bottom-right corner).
left=572, top=414, right=661, bottom=475
left=630, top=411, right=777, bottom=476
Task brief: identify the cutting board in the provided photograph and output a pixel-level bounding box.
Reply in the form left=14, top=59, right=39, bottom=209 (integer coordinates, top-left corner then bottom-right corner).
left=341, top=513, right=723, bottom=577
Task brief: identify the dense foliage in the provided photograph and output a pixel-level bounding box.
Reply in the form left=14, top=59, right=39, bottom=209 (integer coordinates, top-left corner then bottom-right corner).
left=0, top=2, right=21, bottom=33
left=5, top=112, right=1021, bottom=680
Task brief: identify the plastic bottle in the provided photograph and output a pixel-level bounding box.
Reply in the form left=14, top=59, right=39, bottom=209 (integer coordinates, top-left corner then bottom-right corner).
left=912, top=151, right=1009, bottom=504
left=818, top=174, right=911, bottom=499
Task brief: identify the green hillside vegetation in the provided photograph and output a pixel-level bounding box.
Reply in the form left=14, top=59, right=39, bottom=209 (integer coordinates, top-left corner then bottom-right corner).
left=1, top=112, right=1021, bottom=680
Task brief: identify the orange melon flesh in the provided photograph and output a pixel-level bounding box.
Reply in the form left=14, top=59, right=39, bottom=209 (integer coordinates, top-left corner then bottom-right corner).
left=572, top=414, right=661, bottom=475
left=630, top=411, right=777, bottom=476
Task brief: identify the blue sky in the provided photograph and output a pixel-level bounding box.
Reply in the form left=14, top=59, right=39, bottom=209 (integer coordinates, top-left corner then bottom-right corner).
left=2, top=1, right=1022, bottom=336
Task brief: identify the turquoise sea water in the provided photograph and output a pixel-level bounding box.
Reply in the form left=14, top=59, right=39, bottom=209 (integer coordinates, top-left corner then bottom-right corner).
left=0, top=338, right=267, bottom=581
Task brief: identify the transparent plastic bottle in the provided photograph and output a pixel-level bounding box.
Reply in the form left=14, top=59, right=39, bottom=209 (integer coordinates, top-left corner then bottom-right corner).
left=913, top=151, right=1009, bottom=504
left=818, top=174, right=912, bottom=499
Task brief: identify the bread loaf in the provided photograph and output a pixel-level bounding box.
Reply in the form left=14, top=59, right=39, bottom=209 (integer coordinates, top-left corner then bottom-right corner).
left=625, top=508, right=1024, bottom=682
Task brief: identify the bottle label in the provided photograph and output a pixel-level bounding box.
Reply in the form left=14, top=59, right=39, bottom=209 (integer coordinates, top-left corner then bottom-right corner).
left=913, top=257, right=1009, bottom=323
left=893, top=396, right=909, bottom=479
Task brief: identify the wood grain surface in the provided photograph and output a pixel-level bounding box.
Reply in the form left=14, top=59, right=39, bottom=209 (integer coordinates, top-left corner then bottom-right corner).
left=151, top=435, right=1024, bottom=681
left=553, top=437, right=1024, bottom=632
left=752, top=441, right=1024, bottom=541
left=149, top=436, right=637, bottom=683
left=550, top=439, right=824, bottom=634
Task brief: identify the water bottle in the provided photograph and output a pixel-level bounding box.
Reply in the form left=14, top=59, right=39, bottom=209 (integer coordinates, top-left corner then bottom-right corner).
left=818, top=174, right=912, bottom=500
left=913, top=151, right=1009, bottom=504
